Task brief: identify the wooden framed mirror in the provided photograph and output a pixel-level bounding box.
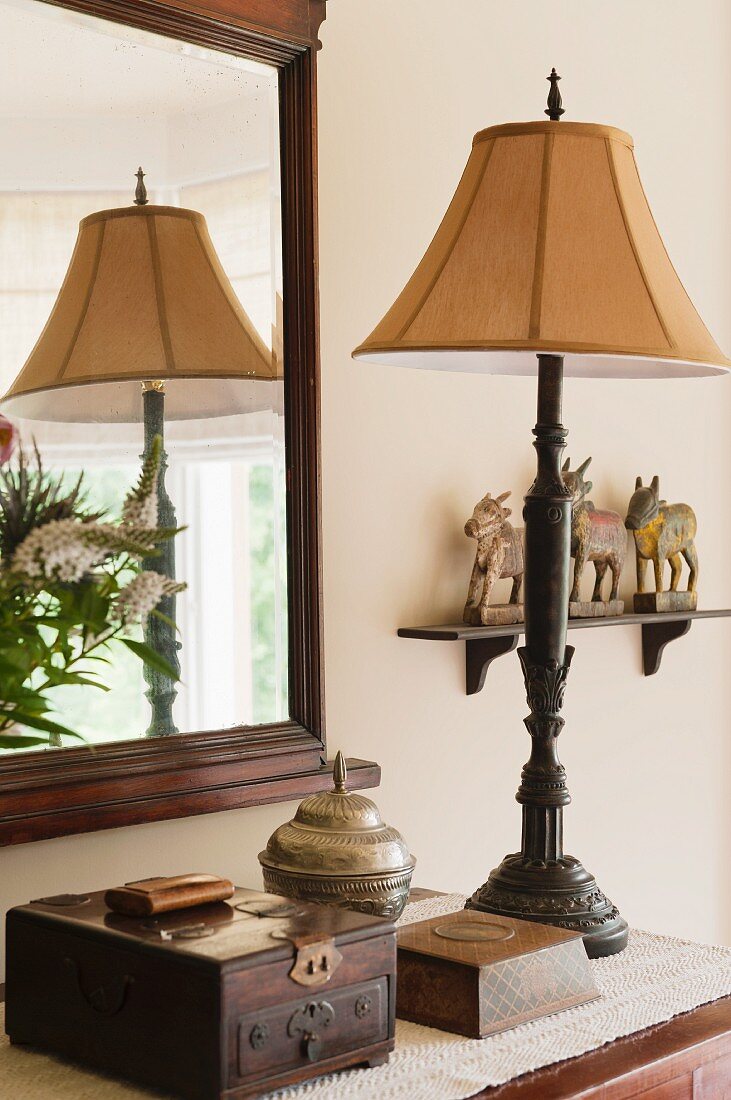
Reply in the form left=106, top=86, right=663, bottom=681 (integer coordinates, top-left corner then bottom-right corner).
left=0, top=0, right=379, bottom=845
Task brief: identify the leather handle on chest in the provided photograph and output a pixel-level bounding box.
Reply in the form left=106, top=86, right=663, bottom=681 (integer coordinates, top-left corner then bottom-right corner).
left=63, top=957, right=134, bottom=1017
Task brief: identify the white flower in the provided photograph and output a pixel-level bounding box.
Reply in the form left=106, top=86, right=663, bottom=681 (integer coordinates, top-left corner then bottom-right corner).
left=122, top=440, right=159, bottom=529
left=10, top=517, right=162, bottom=584
left=12, top=518, right=106, bottom=583
left=83, top=524, right=158, bottom=560
left=117, top=570, right=185, bottom=624
left=122, top=492, right=158, bottom=530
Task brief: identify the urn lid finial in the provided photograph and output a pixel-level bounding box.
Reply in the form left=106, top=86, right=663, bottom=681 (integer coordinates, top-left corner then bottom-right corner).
left=333, top=750, right=347, bottom=793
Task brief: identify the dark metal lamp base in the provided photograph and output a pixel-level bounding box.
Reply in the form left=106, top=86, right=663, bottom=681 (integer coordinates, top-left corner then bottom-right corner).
left=468, top=353, right=630, bottom=961
left=466, top=853, right=629, bottom=959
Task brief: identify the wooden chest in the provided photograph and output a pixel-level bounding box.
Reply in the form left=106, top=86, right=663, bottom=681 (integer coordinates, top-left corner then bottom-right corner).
left=5, top=887, right=396, bottom=1099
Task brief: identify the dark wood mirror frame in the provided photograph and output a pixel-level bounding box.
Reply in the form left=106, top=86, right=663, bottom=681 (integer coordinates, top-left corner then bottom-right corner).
left=0, top=0, right=380, bottom=846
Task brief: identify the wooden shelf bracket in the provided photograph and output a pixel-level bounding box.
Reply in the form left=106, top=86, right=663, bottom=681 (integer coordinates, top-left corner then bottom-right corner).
left=466, top=635, right=519, bottom=695
left=399, top=609, right=730, bottom=696
left=641, top=617, right=692, bottom=676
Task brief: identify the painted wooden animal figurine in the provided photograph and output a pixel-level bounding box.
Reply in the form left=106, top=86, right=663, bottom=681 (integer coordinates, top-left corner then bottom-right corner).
left=562, top=457, right=626, bottom=617
left=625, top=476, right=698, bottom=612
left=463, top=490, right=524, bottom=626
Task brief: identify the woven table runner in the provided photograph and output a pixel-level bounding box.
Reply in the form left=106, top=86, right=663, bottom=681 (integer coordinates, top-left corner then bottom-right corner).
left=3, top=892, right=731, bottom=1100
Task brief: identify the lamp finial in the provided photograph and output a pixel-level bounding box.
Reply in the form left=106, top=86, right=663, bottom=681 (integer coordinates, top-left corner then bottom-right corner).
left=545, top=68, right=565, bottom=121
left=134, top=167, right=148, bottom=206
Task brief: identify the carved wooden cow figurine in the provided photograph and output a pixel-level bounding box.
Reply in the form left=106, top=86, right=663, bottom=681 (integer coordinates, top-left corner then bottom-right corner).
left=562, top=457, right=626, bottom=605
left=463, top=491, right=524, bottom=625
left=625, top=476, right=698, bottom=594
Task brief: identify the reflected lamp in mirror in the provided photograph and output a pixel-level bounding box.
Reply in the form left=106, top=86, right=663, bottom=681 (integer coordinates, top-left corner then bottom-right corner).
left=1, top=170, right=280, bottom=738
left=353, top=73, right=730, bottom=957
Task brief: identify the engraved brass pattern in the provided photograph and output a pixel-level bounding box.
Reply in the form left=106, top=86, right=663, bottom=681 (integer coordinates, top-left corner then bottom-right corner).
left=261, top=866, right=414, bottom=919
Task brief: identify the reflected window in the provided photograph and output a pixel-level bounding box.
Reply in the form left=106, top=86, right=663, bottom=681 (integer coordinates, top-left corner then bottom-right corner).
left=0, top=0, right=287, bottom=746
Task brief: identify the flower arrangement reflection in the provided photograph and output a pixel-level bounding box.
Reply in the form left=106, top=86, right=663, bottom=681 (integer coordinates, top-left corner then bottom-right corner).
left=0, top=416, right=185, bottom=750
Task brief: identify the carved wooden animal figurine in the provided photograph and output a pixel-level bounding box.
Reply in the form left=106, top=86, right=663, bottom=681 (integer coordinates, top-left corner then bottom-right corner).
left=463, top=490, right=524, bottom=626
left=562, top=457, right=626, bottom=617
left=625, top=476, right=698, bottom=612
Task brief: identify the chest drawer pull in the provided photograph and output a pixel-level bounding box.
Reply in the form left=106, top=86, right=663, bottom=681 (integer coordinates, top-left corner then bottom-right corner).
left=287, top=1000, right=334, bottom=1062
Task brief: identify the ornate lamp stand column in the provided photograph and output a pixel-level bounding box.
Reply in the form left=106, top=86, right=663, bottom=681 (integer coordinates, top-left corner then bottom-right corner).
left=467, top=354, right=629, bottom=958
left=141, top=382, right=181, bottom=737
left=133, top=170, right=181, bottom=737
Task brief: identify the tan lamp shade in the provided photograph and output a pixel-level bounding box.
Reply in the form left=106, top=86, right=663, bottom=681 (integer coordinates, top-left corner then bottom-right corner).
left=353, top=121, right=730, bottom=377
left=1, top=204, right=279, bottom=422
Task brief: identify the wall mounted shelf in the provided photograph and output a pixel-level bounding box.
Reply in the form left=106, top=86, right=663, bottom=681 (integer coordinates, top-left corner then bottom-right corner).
left=398, top=610, right=731, bottom=695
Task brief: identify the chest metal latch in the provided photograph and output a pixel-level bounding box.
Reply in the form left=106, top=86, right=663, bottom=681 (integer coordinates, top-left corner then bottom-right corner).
left=288, top=936, right=343, bottom=987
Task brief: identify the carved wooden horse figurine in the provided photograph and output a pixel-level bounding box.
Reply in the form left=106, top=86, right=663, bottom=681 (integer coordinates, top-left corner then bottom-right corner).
left=625, top=476, right=698, bottom=595
left=562, top=457, right=626, bottom=609
left=463, top=491, right=524, bottom=625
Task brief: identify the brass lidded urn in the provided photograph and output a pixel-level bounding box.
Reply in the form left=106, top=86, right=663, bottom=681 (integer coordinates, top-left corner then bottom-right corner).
left=259, top=752, right=416, bottom=918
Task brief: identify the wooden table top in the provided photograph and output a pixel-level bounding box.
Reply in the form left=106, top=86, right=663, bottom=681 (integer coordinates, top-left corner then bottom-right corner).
left=407, top=889, right=731, bottom=1099
left=4, top=892, right=731, bottom=1099
left=476, top=994, right=731, bottom=1098
left=2, top=986, right=729, bottom=1098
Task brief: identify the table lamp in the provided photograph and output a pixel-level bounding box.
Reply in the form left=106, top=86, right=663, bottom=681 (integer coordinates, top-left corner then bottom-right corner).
left=2, top=169, right=278, bottom=738
left=353, top=72, right=730, bottom=957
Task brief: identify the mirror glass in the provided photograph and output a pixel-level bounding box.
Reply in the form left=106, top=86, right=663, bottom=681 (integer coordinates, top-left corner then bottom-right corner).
left=0, top=0, right=287, bottom=749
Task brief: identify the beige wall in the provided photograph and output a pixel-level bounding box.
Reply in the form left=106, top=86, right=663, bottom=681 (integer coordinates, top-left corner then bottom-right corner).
left=1, top=0, right=730, bottom=975
left=317, top=0, right=731, bottom=945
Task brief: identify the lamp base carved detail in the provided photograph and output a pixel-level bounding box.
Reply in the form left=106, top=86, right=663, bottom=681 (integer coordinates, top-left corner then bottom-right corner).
left=467, top=355, right=628, bottom=960
left=466, top=853, right=629, bottom=958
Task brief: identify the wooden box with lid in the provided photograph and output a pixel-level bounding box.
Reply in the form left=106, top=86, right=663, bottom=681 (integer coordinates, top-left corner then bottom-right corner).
left=5, top=887, right=396, bottom=1099
left=397, top=909, right=599, bottom=1038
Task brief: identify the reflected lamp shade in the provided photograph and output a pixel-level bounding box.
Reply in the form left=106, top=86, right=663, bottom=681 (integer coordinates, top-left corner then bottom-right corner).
left=353, top=121, right=730, bottom=377
left=1, top=204, right=278, bottom=422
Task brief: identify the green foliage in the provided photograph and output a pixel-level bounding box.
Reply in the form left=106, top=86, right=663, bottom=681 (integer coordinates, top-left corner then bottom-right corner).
left=0, top=436, right=185, bottom=750
left=120, top=637, right=179, bottom=681
left=0, top=443, right=102, bottom=560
